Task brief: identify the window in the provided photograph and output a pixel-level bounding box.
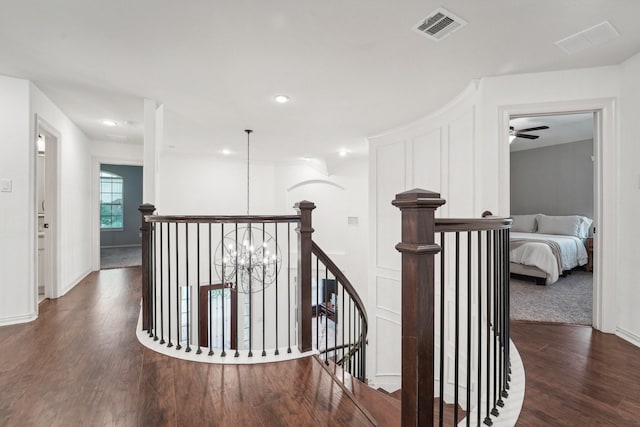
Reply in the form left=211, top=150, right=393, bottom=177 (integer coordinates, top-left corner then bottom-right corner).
left=100, top=170, right=124, bottom=229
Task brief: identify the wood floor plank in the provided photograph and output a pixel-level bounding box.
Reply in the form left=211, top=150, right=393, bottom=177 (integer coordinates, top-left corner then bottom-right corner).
left=0, top=268, right=373, bottom=427
left=3, top=268, right=640, bottom=426
left=512, top=321, right=640, bottom=426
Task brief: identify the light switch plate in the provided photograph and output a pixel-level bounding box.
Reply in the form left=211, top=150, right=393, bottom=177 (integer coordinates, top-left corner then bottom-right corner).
left=0, top=179, right=12, bottom=192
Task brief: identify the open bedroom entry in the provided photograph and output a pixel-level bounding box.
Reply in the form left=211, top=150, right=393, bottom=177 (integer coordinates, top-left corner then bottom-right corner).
left=509, top=112, right=595, bottom=326
left=99, top=164, right=143, bottom=269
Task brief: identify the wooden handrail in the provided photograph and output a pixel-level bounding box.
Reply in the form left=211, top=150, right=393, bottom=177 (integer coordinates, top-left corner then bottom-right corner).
left=434, top=217, right=512, bottom=233
left=144, top=214, right=301, bottom=224
left=311, top=241, right=369, bottom=337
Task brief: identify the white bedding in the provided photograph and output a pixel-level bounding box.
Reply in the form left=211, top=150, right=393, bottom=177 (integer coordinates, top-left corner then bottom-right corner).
left=510, top=232, right=588, bottom=284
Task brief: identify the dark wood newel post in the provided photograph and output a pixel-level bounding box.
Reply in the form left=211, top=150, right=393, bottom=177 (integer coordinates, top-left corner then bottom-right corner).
left=139, top=203, right=156, bottom=331
left=393, top=189, right=446, bottom=427
left=295, top=200, right=316, bottom=353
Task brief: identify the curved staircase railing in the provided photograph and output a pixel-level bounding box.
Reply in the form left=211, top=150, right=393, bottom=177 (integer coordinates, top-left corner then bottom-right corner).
left=311, top=241, right=368, bottom=382
left=138, top=201, right=368, bottom=379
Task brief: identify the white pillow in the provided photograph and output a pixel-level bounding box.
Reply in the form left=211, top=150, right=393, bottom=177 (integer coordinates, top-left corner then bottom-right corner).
left=510, top=214, right=538, bottom=233
left=536, top=214, right=583, bottom=237
left=578, top=217, right=593, bottom=238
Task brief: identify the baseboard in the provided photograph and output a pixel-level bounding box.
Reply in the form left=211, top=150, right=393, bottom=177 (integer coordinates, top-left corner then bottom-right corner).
left=616, top=327, right=640, bottom=348
left=0, top=312, right=37, bottom=327
left=57, top=269, right=92, bottom=298
left=101, top=244, right=141, bottom=249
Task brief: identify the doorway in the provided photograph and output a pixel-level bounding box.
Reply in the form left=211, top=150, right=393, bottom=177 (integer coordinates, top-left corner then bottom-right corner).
left=499, top=97, right=617, bottom=333
left=35, top=117, right=59, bottom=303
left=99, top=164, right=143, bottom=269
left=508, top=112, right=595, bottom=325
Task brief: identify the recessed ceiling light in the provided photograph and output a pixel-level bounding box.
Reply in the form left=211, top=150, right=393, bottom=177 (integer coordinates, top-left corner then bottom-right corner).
left=300, top=157, right=311, bottom=162
left=222, top=149, right=232, bottom=155
left=102, top=119, right=118, bottom=126
left=339, top=150, right=348, bottom=157
left=274, top=95, right=290, bottom=104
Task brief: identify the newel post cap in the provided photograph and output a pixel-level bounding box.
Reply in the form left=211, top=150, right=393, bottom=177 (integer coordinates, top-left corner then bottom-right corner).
left=294, top=200, right=316, bottom=211
left=138, top=203, right=156, bottom=214
left=392, top=188, right=446, bottom=209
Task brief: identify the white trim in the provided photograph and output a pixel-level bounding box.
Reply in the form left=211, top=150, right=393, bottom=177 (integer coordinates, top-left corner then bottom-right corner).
left=498, top=98, right=617, bottom=333
left=91, top=156, right=144, bottom=271
left=0, top=312, right=38, bottom=327
left=34, top=116, right=61, bottom=308
left=135, top=307, right=317, bottom=364
left=56, top=270, right=92, bottom=298
left=616, top=327, right=640, bottom=348
left=461, top=341, right=525, bottom=427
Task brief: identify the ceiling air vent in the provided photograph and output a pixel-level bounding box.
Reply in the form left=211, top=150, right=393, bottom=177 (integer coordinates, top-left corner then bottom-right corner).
left=555, top=21, right=619, bottom=55
left=413, top=8, right=467, bottom=41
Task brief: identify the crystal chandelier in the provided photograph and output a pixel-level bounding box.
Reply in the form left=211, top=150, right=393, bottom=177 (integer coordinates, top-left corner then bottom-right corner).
left=213, top=130, right=282, bottom=293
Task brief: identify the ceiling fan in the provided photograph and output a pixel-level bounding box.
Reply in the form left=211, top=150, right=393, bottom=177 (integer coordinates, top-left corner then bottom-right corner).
left=509, top=125, right=549, bottom=143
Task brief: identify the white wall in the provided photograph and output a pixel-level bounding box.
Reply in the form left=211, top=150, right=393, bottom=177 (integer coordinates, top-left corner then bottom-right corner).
left=368, top=82, right=481, bottom=392
left=0, top=76, right=33, bottom=325
left=0, top=77, right=94, bottom=326
left=157, top=152, right=276, bottom=215
left=274, top=157, right=369, bottom=300
left=30, top=83, right=94, bottom=298
left=91, top=140, right=143, bottom=161
left=617, top=52, right=640, bottom=346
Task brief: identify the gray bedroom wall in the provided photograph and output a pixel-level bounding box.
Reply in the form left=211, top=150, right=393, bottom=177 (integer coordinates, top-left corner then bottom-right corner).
left=510, top=139, right=594, bottom=219
left=100, top=164, right=143, bottom=247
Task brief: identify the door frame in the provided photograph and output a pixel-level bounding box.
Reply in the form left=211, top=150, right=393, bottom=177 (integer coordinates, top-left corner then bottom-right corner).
left=91, top=157, right=144, bottom=271
left=34, top=116, right=60, bottom=304
left=498, top=98, right=617, bottom=333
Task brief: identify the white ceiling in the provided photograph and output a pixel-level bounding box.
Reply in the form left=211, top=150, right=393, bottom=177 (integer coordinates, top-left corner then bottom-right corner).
left=1, top=1, right=639, bottom=161
left=509, top=113, right=594, bottom=152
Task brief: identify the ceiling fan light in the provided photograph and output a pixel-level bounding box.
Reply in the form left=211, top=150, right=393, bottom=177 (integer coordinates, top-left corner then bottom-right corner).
left=509, top=135, right=516, bottom=144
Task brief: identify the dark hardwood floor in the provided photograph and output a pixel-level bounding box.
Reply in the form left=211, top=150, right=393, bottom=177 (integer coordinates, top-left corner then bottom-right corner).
left=0, top=268, right=373, bottom=427
left=2, top=268, right=640, bottom=426
left=512, top=321, right=640, bottom=426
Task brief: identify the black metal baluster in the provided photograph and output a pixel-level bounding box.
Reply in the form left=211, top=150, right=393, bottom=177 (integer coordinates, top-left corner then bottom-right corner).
left=153, top=223, right=158, bottom=340
left=287, top=223, right=291, bottom=354
left=439, top=232, right=445, bottom=427
left=342, top=285, right=345, bottom=366
left=167, top=222, right=173, bottom=348
left=262, top=223, right=266, bottom=357
left=477, top=230, right=482, bottom=427
left=196, top=223, right=202, bottom=354
left=234, top=224, right=239, bottom=358
left=160, top=223, right=165, bottom=345
left=185, top=223, right=191, bottom=353
left=221, top=223, right=226, bottom=357
left=454, top=232, right=460, bottom=425
left=324, top=266, right=328, bottom=364
left=349, top=298, right=353, bottom=375
left=316, top=255, right=319, bottom=351
left=334, top=280, right=338, bottom=364
left=149, top=223, right=154, bottom=338
left=497, top=230, right=504, bottom=409
left=504, top=228, right=511, bottom=390
left=248, top=223, right=253, bottom=358
left=176, top=223, right=182, bottom=351
left=466, top=231, right=472, bottom=427
left=274, top=223, right=279, bottom=356
left=209, top=223, right=214, bottom=356
left=491, top=230, right=499, bottom=417
left=484, top=230, right=492, bottom=426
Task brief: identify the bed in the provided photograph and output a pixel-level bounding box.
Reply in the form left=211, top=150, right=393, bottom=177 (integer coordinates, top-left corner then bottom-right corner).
left=509, top=214, right=591, bottom=285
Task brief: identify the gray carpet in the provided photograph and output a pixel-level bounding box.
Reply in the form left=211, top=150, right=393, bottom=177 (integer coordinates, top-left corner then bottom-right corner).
left=100, top=246, right=141, bottom=269
left=510, top=270, right=592, bottom=325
